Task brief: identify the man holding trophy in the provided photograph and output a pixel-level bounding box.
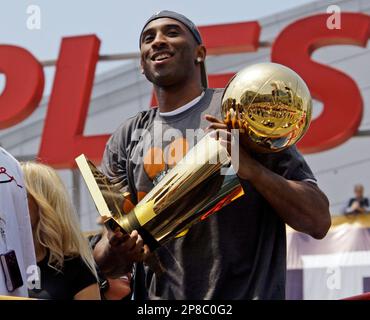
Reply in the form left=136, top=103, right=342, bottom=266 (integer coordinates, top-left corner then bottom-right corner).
left=92, top=11, right=331, bottom=300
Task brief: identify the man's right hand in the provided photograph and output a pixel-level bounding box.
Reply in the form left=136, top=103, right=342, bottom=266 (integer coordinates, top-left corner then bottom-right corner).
left=93, top=228, right=148, bottom=278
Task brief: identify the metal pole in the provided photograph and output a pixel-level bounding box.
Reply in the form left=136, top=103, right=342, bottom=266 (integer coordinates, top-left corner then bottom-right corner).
left=355, top=130, right=370, bottom=137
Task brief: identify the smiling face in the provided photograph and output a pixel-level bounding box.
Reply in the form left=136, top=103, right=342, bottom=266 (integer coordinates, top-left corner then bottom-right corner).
left=140, top=18, right=204, bottom=88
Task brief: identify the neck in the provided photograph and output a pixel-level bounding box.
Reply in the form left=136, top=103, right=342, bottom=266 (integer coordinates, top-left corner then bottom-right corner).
left=33, top=237, right=47, bottom=262
left=154, top=81, right=204, bottom=113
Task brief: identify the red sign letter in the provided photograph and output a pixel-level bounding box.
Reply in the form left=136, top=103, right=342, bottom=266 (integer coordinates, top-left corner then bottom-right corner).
left=272, top=13, right=370, bottom=153
left=38, top=35, right=109, bottom=168
left=0, top=45, right=44, bottom=128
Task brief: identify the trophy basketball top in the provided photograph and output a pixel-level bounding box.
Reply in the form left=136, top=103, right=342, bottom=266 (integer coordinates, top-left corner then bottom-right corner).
left=221, top=62, right=312, bottom=153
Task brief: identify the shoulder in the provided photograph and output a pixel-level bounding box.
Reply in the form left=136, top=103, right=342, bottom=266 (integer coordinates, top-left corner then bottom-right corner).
left=63, top=255, right=98, bottom=296
left=0, top=148, right=27, bottom=208
left=347, top=198, right=355, bottom=205
left=200, top=88, right=225, bottom=115
left=63, top=255, right=96, bottom=283
left=0, top=147, right=22, bottom=179
left=106, top=109, right=158, bottom=152
left=256, top=145, right=316, bottom=181
left=256, top=145, right=302, bottom=166
left=111, top=108, right=157, bottom=138
left=0, top=147, right=17, bottom=163
left=64, top=254, right=90, bottom=269
left=210, top=87, right=225, bottom=95
left=208, top=88, right=225, bottom=102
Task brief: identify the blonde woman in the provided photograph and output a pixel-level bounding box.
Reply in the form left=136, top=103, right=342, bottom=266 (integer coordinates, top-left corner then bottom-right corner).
left=21, top=162, right=100, bottom=300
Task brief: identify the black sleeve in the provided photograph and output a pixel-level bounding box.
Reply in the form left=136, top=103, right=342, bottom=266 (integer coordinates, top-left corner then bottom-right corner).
left=254, top=145, right=316, bottom=182
left=101, top=110, right=157, bottom=204
left=101, top=125, right=131, bottom=194
left=347, top=198, right=354, bottom=208
left=64, top=256, right=98, bottom=298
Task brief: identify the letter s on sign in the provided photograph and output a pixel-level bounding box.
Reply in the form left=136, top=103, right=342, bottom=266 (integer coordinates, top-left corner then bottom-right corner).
left=0, top=45, right=44, bottom=129
left=272, top=13, right=370, bottom=154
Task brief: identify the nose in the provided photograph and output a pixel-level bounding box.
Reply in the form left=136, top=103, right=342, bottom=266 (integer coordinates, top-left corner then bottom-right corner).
left=151, top=32, right=168, bottom=49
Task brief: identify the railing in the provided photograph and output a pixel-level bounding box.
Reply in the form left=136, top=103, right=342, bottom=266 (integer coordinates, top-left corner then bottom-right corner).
left=286, top=212, right=370, bottom=233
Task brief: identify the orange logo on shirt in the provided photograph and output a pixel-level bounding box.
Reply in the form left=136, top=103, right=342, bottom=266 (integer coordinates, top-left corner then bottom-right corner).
left=122, top=138, right=189, bottom=214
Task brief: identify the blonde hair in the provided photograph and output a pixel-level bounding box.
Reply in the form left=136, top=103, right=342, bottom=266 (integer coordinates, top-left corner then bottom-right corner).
left=21, top=161, right=97, bottom=278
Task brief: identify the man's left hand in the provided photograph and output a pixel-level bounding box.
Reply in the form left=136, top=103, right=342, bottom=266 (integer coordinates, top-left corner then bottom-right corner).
left=205, top=114, right=261, bottom=181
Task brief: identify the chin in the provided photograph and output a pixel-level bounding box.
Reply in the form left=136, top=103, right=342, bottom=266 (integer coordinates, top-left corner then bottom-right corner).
left=144, top=69, right=178, bottom=87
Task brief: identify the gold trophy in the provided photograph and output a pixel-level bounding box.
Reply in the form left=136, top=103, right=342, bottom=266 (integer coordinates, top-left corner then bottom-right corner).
left=76, top=62, right=312, bottom=251
left=76, top=134, right=244, bottom=251
left=221, top=62, right=312, bottom=152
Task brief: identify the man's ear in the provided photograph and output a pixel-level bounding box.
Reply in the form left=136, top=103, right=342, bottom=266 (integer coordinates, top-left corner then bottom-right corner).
left=195, top=45, right=207, bottom=64
left=140, top=59, right=145, bottom=74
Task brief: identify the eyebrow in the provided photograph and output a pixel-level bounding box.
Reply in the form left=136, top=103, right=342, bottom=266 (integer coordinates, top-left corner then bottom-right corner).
left=141, top=24, right=184, bottom=40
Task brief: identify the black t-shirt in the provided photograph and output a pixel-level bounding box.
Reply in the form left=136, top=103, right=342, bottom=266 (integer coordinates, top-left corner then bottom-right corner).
left=348, top=198, right=369, bottom=208
left=101, top=88, right=317, bottom=300
left=28, top=251, right=97, bottom=300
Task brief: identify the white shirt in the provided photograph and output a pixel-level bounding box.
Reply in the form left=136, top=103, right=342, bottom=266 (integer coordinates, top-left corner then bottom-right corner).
left=0, top=148, right=36, bottom=298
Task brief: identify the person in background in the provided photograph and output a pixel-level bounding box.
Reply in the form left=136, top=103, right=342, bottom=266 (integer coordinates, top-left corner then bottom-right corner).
left=0, top=147, right=36, bottom=298
left=21, top=162, right=101, bottom=300
left=345, top=184, right=369, bottom=215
